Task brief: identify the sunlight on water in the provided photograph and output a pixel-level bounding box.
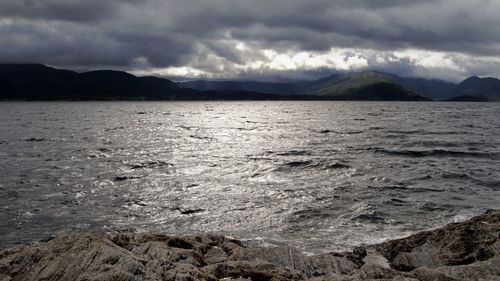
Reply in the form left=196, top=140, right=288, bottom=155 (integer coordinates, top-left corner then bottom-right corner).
left=0, top=101, right=499, bottom=252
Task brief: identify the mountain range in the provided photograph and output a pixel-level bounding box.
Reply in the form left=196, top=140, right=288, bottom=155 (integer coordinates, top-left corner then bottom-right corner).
left=178, top=71, right=500, bottom=102
left=0, top=64, right=285, bottom=101
left=1, top=64, right=499, bottom=101
left=181, top=71, right=457, bottom=100
left=447, top=76, right=500, bottom=102
left=182, top=72, right=500, bottom=102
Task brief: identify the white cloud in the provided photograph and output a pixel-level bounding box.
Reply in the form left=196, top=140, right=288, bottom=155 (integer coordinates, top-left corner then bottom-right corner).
left=135, top=46, right=500, bottom=82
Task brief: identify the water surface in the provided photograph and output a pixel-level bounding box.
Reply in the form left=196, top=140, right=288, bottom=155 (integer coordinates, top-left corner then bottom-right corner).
left=0, top=101, right=499, bottom=252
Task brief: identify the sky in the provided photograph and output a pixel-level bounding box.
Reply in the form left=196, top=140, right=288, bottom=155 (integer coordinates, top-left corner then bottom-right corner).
left=1, top=0, right=500, bottom=82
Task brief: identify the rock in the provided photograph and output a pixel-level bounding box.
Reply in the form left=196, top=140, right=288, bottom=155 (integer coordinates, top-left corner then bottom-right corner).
left=362, top=249, right=390, bottom=269
left=203, top=260, right=304, bottom=281
left=304, top=253, right=359, bottom=277
left=0, top=210, right=498, bottom=280
left=229, top=246, right=306, bottom=272
left=205, top=246, right=228, bottom=264
left=373, top=209, right=500, bottom=270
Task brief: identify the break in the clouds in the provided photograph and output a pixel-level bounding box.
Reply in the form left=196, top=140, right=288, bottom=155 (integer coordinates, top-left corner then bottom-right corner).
left=1, top=0, right=500, bottom=81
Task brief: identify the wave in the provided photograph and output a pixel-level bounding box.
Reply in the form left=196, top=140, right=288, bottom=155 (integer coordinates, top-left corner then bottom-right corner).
left=440, top=172, right=471, bottom=179
left=386, top=129, right=470, bottom=135
left=279, top=160, right=352, bottom=171
left=178, top=125, right=193, bottom=130
left=353, top=211, right=387, bottom=223
left=113, top=175, right=142, bottom=182
left=386, top=198, right=409, bottom=206
left=368, top=128, right=478, bottom=136
left=127, top=161, right=173, bottom=170
left=172, top=207, right=205, bottom=215
left=288, top=208, right=332, bottom=222
left=470, top=179, right=500, bottom=190
left=104, top=126, right=125, bottom=131
left=258, top=150, right=312, bottom=157
left=368, top=185, right=446, bottom=193
left=284, top=160, right=313, bottom=167
left=315, top=129, right=363, bottom=135
left=274, top=150, right=312, bottom=156
left=370, top=148, right=499, bottom=159
left=189, top=135, right=212, bottom=140
left=419, top=202, right=454, bottom=212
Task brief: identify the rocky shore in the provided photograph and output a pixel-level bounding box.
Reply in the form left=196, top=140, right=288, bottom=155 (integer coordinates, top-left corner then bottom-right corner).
left=0, top=210, right=498, bottom=281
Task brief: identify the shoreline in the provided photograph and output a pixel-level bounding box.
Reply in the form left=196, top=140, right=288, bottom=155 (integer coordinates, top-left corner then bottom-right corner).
left=0, top=210, right=498, bottom=281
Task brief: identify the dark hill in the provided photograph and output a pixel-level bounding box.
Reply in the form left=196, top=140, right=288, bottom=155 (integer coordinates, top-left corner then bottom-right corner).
left=1, top=65, right=294, bottom=100
left=306, top=71, right=391, bottom=96
left=340, top=82, right=431, bottom=101
left=2, top=69, right=181, bottom=100
left=0, top=64, right=76, bottom=83
left=449, top=76, right=500, bottom=101
left=386, top=74, right=456, bottom=100
left=181, top=80, right=300, bottom=95
left=0, top=79, right=15, bottom=93
left=446, top=94, right=490, bottom=102
left=297, top=72, right=429, bottom=101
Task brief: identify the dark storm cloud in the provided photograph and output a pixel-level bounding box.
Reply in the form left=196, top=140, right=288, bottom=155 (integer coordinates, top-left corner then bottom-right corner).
left=0, top=0, right=141, bottom=22
left=222, top=0, right=500, bottom=55
left=0, top=21, right=132, bottom=66
left=1, top=0, right=500, bottom=79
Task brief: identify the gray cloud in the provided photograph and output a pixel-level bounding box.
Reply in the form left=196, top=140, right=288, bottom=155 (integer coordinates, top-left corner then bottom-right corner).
left=1, top=0, right=500, bottom=81
left=0, top=0, right=141, bottom=22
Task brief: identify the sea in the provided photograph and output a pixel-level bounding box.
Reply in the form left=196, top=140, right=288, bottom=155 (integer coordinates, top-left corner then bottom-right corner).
left=0, top=101, right=499, bottom=253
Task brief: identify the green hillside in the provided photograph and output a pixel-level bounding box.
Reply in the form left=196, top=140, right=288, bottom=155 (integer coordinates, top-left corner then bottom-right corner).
left=306, top=71, right=392, bottom=96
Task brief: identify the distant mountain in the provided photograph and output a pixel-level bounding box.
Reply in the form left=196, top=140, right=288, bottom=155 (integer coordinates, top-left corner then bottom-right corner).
left=0, top=79, right=15, bottom=93
left=336, top=82, right=430, bottom=101
left=0, top=64, right=307, bottom=101
left=180, top=80, right=300, bottom=95
left=2, top=68, right=181, bottom=100
left=0, top=64, right=76, bottom=83
left=183, top=71, right=434, bottom=101
left=0, top=64, right=460, bottom=101
left=385, top=74, right=456, bottom=100
left=446, top=95, right=490, bottom=102
left=305, top=72, right=390, bottom=96
left=449, top=76, right=500, bottom=101
left=282, top=71, right=430, bottom=101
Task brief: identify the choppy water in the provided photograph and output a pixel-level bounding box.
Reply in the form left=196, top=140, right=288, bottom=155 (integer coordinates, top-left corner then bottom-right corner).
left=0, top=101, right=499, bottom=253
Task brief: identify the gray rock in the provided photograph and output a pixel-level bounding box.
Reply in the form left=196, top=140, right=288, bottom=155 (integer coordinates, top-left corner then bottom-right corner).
left=304, top=253, right=359, bottom=277
left=0, top=210, right=498, bottom=281
left=230, top=246, right=306, bottom=273
left=205, top=246, right=229, bottom=264
left=374, top=209, right=499, bottom=272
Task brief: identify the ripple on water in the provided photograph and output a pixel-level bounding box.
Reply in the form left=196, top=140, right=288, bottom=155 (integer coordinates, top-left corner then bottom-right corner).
left=0, top=101, right=499, bottom=253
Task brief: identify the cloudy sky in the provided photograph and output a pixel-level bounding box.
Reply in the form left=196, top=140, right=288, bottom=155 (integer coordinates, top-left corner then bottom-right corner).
left=2, top=0, right=500, bottom=82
